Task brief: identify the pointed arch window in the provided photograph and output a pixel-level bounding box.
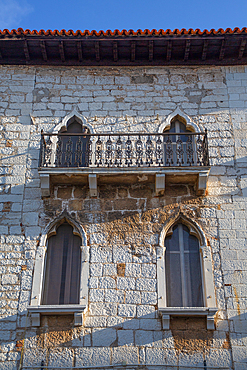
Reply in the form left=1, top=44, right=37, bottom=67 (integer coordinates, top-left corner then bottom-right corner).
left=42, top=221, right=81, bottom=305
left=56, top=118, right=90, bottom=167
left=157, top=216, right=217, bottom=330
left=28, top=214, right=89, bottom=327
left=165, top=223, right=203, bottom=308
left=164, top=118, right=196, bottom=166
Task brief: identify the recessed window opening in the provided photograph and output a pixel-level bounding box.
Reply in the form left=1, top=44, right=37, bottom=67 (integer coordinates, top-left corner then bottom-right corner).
left=164, top=118, right=196, bottom=166
left=56, top=118, right=90, bottom=167
left=42, top=221, right=81, bottom=305
left=165, top=222, right=204, bottom=307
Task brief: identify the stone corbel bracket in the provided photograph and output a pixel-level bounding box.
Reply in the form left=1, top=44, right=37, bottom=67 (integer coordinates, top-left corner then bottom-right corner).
left=39, top=173, right=97, bottom=198
left=197, top=171, right=209, bottom=195
left=28, top=305, right=86, bottom=327
left=159, top=307, right=218, bottom=330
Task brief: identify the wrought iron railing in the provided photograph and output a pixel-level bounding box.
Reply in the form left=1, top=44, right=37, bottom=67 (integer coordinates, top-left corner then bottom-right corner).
left=39, top=131, right=209, bottom=169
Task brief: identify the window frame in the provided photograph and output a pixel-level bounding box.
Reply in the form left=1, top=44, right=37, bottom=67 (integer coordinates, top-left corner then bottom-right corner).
left=28, top=211, right=89, bottom=327
left=157, top=213, right=217, bottom=330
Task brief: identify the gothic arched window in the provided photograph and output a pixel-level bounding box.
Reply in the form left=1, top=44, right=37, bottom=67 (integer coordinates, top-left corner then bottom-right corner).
left=165, top=222, right=203, bottom=307
left=157, top=216, right=217, bottom=330
left=56, top=118, right=90, bottom=167
left=164, top=118, right=195, bottom=166
left=42, top=221, right=81, bottom=305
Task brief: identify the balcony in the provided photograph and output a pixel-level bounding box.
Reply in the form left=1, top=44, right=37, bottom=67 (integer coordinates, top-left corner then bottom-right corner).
left=38, top=131, right=210, bottom=197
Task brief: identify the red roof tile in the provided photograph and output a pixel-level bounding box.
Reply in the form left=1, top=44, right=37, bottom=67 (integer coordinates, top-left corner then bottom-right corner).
left=0, top=27, right=246, bottom=37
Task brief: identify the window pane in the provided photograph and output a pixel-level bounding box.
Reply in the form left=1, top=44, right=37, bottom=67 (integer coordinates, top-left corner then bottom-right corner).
left=166, top=225, right=180, bottom=251
left=165, top=222, right=204, bottom=308
left=182, top=224, right=190, bottom=251
left=42, top=222, right=81, bottom=305
left=166, top=252, right=182, bottom=306
left=188, top=234, right=204, bottom=307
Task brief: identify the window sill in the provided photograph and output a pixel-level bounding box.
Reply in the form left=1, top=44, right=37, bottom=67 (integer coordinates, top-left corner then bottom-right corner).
left=27, top=304, right=86, bottom=327
left=159, top=307, right=218, bottom=330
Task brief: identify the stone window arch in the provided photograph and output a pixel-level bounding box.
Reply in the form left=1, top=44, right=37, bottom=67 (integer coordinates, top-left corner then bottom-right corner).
left=28, top=211, right=89, bottom=326
left=157, top=213, right=217, bottom=330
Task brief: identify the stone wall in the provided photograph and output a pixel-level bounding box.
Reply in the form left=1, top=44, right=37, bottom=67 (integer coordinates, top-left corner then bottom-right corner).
left=0, top=65, right=246, bottom=369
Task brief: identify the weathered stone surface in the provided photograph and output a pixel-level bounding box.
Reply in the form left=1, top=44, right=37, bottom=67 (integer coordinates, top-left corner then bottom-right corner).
left=0, top=64, right=247, bottom=369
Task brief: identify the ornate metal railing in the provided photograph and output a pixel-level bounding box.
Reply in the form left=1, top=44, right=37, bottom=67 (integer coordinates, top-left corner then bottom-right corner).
left=39, top=131, right=209, bottom=169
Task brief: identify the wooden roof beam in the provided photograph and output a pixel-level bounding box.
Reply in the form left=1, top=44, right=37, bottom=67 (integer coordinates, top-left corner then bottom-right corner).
left=113, top=41, right=118, bottom=62
left=95, top=41, right=100, bottom=61
left=24, top=40, right=30, bottom=62
left=219, top=39, right=225, bottom=60
left=59, top=41, right=65, bottom=62
left=202, top=40, right=208, bottom=60
left=167, top=40, right=172, bottom=61
left=184, top=39, right=191, bottom=61
left=131, top=41, right=136, bottom=62
left=77, top=41, right=83, bottom=62
left=238, top=38, right=246, bottom=59
left=130, top=41, right=136, bottom=62
left=40, top=41, right=48, bottom=61
left=149, top=40, right=153, bottom=61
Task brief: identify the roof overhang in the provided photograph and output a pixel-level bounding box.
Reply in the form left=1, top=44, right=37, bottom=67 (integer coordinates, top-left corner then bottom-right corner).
left=0, top=27, right=247, bottom=66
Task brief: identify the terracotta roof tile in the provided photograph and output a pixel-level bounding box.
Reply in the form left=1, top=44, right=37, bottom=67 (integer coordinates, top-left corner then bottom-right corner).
left=0, top=27, right=247, bottom=37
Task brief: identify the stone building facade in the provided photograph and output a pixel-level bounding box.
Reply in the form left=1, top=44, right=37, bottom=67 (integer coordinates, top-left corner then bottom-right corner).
left=0, top=28, right=247, bottom=370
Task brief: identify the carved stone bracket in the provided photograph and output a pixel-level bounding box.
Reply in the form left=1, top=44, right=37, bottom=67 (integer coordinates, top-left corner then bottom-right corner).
left=155, top=173, right=165, bottom=196
left=40, top=173, right=50, bottom=197
left=197, top=172, right=209, bottom=195
left=88, top=174, right=97, bottom=197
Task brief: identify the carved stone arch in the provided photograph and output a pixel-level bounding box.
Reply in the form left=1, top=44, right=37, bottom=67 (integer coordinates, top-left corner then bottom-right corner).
left=158, top=108, right=202, bottom=133
left=40, top=209, right=87, bottom=249
left=159, top=211, right=206, bottom=249
left=52, top=109, right=94, bottom=134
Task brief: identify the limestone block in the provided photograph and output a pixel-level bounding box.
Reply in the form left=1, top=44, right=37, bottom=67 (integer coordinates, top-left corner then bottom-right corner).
left=125, top=291, right=141, bottom=304
left=112, top=347, right=139, bottom=366
left=99, top=277, right=116, bottom=289
left=89, top=289, right=105, bottom=303
left=92, top=328, right=116, bottom=347
left=146, top=347, right=177, bottom=365
left=117, top=277, right=135, bottom=290
left=90, top=247, right=112, bottom=263
left=136, top=278, right=157, bottom=291
left=118, top=304, right=136, bottom=317
left=90, top=264, right=103, bottom=277
left=141, top=291, right=157, bottom=305
left=2, top=275, right=18, bottom=285
left=118, top=330, right=134, bottom=346
left=135, top=330, right=154, bottom=346
left=48, top=348, right=73, bottom=367
left=125, top=263, right=141, bottom=277
left=137, top=305, right=156, bottom=318
left=105, top=289, right=125, bottom=303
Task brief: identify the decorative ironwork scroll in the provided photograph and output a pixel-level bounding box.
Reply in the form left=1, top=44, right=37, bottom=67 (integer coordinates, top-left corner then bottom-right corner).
left=39, top=131, right=209, bottom=170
